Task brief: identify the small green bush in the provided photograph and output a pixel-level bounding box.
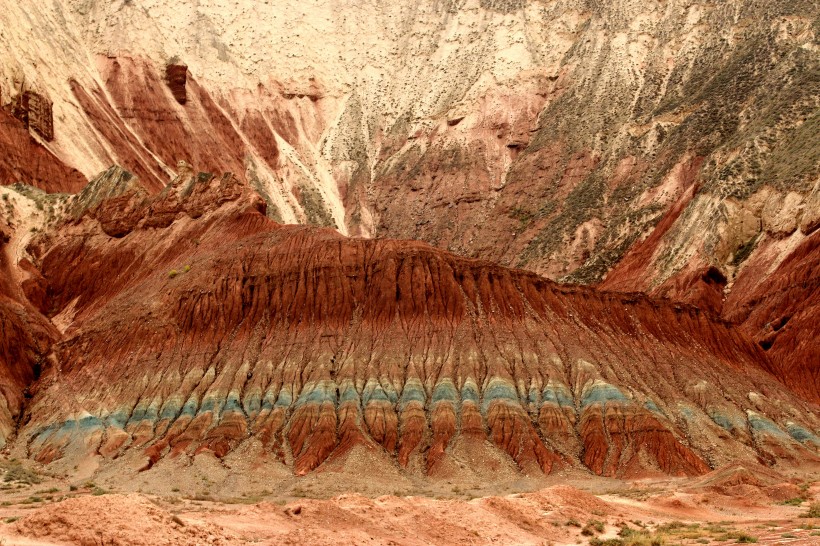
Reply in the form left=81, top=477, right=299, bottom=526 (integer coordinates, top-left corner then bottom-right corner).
left=583, top=520, right=606, bottom=535
left=735, top=533, right=757, bottom=543
left=589, top=539, right=623, bottom=546
left=2, top=464, right=41, bottom=485
left=780, top=497, right=805, bottom=506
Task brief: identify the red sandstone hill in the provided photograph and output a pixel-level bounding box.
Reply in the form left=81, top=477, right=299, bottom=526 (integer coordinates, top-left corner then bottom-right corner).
left=3, top=167, right=814, bottom=480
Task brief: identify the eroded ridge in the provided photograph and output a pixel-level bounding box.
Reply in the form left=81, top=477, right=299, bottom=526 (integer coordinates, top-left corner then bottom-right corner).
left=21, top=169, right=820, bottom=478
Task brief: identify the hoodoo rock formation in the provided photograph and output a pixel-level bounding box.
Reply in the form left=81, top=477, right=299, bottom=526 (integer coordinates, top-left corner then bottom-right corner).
left=6, top=168, right=814, bottom=480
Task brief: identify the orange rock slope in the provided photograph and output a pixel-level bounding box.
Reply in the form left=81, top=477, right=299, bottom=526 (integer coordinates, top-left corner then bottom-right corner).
left=14, top=168, right=818, bottom=479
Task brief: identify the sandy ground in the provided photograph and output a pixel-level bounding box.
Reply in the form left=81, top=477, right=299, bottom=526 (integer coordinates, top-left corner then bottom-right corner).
left=1, top=456, right=819, bottom=545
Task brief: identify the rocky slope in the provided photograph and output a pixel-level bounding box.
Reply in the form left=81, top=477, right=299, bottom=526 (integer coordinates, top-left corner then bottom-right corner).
left=0, top=168, right=811, bottom=481
left=0, top=0, right=817, bottom=403
left=0, top=0, right=817, bottom=482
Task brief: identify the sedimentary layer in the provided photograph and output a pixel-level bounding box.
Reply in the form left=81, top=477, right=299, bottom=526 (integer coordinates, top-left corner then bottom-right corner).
left=13, top=169, right=818, bottom=479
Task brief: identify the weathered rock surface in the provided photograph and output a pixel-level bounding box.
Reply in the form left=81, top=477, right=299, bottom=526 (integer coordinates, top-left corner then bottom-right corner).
left=9, top=91, right=54, bottom=141
left=724, top=230, right=820, bottom=403
left=0, top=0, right=815, bottom=403
left=12, top=169, right=816, bottom=479
left=0, top=0, right=817, bottom=484
left=0, top=105, right=85, bottom=192
left=165, top=63, right=188, bottom=105
left=0, top=199, right=59, bottom=448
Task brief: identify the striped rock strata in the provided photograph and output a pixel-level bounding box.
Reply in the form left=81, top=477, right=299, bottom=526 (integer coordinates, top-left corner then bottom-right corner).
left=16, top=169, right=819, bottom=479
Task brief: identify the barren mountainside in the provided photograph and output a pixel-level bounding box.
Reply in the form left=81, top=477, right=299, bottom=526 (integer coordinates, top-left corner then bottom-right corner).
left=9, top=168, right=820, bottom=481
left=0, top=0, right=818, bottom=483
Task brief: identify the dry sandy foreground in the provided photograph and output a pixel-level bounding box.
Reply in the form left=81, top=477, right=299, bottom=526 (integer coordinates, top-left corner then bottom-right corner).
left=1, top=463, right=820, bottom=545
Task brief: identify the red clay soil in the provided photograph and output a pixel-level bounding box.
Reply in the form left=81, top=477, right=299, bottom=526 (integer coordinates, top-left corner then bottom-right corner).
left=3, top=479, right=820, bottom=546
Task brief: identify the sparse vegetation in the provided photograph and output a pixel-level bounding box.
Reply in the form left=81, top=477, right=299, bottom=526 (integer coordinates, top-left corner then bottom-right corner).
left=35, top=487, right=59, bottom=494
left=582, top=520, right=605, bottom=536
left=589, top=539, right=626, bottom=546
left=781, top=497, right=806, bottom=506
left=800, top=502, right=820, bottom=518
left=1, top=462, right=41, bottom=485
left=734, top=533, right=758, bottom=543
left=616, top=525, right=666, bottom=546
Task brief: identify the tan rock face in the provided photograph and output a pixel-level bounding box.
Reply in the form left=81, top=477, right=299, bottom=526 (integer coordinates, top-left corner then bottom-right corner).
left=799, top=180, right=820, bottom=235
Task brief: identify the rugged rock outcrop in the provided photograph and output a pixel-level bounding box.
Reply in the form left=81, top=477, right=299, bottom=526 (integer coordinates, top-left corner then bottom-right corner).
left=13, top=168, right=817, bottom=479
left=0, top=105, right=85, bottom=192
left=723, top=230, right=820, bottom=403
left=165, top=63, right=188, bottom=105
left=9, top=91, right=54, bottom=141
left=0, top=1, right=816, bottom=482
left=0, top=204, right=58, bottom=448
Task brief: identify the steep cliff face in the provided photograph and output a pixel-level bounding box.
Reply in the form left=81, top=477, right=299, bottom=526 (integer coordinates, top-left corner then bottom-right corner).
left=12, top=169, right=816, bottom=479
left=723, top=230, right=820, bottom=403
left=0, top=187, right=62, bottom=448
left=0, top=106, right=86, bottom=193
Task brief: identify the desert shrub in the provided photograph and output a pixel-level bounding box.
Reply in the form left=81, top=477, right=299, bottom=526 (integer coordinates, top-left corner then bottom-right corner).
left=780, top=497, right=805, bottom=506
left=589, top=539, right=623, bottom=546
left=583, top=520, right=606, bottom=535
left=801, top=502, right=820, bottom=518
left=734, top=533, right=757, bottom=543
left=2, top=464, right=40, bottom=485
